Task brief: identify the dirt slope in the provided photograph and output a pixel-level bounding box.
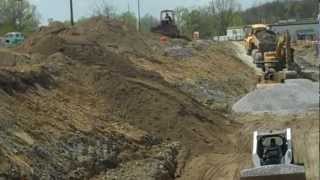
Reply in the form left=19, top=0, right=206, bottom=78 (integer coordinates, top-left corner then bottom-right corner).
left=0, top=18, right=256, bottom=179
left=1, top=17, right=317, bottom=180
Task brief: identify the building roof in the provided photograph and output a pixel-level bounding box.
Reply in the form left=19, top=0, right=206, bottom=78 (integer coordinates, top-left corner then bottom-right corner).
left=272, top=18, right=317, bottom=26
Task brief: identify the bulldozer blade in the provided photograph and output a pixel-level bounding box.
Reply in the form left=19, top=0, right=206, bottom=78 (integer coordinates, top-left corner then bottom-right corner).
left=286, top=70, right=298, bottom=79
left=240, top=173, right=306, bottom=180
left=240, top=164, right=306, bottom=180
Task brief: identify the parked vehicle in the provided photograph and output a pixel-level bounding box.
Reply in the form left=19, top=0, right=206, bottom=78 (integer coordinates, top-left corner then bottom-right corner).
left=4, top=32, right=25, bottom=47
left=0, top=37, right=5, bottom=47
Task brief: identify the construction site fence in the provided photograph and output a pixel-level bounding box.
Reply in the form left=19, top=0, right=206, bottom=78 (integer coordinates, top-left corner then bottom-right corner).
left=212, top=35, right=245, bottom=42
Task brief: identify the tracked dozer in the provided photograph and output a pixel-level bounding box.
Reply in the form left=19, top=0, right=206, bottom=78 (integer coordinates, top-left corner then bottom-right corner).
left=240, top=128, right=306, bottom=180
left=151, top=10, right=180, bottom=38
left=151, top=10, right=191, bottom=41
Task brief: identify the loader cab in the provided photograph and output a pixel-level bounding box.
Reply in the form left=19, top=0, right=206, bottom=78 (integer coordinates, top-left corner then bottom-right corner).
left=252, top=128, right=293, bottom=167
left=160, top=10, right=176, bottom=25
left=257, top=135, right=287, bottom=165
left=244, top=24, right=269, bottom=37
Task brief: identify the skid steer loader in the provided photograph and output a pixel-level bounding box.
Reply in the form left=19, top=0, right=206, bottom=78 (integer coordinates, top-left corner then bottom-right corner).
left=240, top=128, right=306, bottom=180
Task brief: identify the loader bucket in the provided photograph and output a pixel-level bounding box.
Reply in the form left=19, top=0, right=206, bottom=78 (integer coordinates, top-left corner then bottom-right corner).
left=240, top=164, right=306, bottom=180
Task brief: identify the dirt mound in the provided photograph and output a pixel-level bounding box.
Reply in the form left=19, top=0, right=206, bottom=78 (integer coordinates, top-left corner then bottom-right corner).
left=0, top=49, right=31, bottom=66
left=4, top=17, right=314, bottom=180
left=0, top=67, right=54, bottom=95
left=0, top=17, right=244, bottom=179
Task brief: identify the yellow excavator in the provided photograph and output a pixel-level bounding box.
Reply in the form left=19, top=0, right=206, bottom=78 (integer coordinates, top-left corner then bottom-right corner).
left=244, top=24, right=296, bottom=86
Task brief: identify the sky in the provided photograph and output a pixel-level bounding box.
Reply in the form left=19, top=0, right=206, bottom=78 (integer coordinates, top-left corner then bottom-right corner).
left=27, top=0, right=262, bottom=24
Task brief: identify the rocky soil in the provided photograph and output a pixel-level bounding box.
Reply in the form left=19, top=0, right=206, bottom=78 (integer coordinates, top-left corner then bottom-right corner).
left=0, top=18, right=256, bottom=179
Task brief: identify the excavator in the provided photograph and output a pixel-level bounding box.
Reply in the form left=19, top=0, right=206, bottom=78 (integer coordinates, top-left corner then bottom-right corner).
left=240, top=128, right=306, bottom=180
left=151, top=10, right=190, bottom=40
left=244, top=24, right=296, bottom=86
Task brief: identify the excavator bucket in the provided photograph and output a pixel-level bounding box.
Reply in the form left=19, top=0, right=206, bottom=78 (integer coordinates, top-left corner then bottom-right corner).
left=240, top=164, right=306, bottom=180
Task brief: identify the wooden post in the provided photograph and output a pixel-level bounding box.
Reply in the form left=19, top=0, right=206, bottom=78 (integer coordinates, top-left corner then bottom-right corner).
left=137, top=0, right=141, bottom=31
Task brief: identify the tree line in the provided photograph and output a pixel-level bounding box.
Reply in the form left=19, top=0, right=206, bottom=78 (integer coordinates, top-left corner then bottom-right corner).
left=175, top=0, right=319, bottom=38
left=0, top=0, right=39, bottom=35
left=0, top=0, right=318, bottom=37
left=242, top=0, right=319, bottom=24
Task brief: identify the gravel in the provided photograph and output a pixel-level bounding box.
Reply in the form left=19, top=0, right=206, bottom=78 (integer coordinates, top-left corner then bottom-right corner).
left=164, top=46, right=193, bottom=59
left=232, top=79, right=319, bottom=114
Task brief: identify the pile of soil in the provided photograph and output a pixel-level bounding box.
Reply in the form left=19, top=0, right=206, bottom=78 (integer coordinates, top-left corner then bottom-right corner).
left=0, top=17, right=251, bottom=179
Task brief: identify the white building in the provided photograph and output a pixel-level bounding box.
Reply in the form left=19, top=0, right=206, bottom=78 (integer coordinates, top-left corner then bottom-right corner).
left=226, top=26, right=245, bottom=41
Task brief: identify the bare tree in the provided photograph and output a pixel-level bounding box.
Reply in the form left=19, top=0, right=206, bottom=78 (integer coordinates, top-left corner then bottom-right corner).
left=0, top=0, right=39, bottom=31
left=210, top=0, right=241, bottom=35
left=92, top=0, right=116, bottom=19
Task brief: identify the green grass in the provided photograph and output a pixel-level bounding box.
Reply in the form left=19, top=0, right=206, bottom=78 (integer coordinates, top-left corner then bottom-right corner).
left=0, top=23, right=16, bottom=36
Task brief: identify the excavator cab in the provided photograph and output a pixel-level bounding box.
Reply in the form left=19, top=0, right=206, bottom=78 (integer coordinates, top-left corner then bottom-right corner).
left=240, top=128, right=306, bottom=180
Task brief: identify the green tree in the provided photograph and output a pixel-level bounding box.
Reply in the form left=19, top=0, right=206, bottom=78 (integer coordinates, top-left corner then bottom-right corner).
left=175, top=0, right=243, bottom=37
left=175, top=7, right=190, bottom=34
left=140, top=14, right=158, bottom=32
left=118, top=11, right=137, bottom=28
left=242, top=0, right=318, bottom=24
left=0, top=0, right=40, bottom=33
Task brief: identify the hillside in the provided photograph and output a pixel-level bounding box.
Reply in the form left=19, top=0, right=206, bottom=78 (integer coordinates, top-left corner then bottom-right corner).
left=0, top=18, right=256, bottom=179
left=242, top=0, right=318, bottom=24
left=0, top=17, right=318, bottom=180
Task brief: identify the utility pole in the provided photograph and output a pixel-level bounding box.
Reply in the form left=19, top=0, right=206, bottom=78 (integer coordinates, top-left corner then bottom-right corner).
left=137, top=0, right=141, bottom=31
left=16, top=0, right=23, bottom=30
left=70, top=0, right=74, bottom=26
left=127, top=2, right=130, bottom=13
